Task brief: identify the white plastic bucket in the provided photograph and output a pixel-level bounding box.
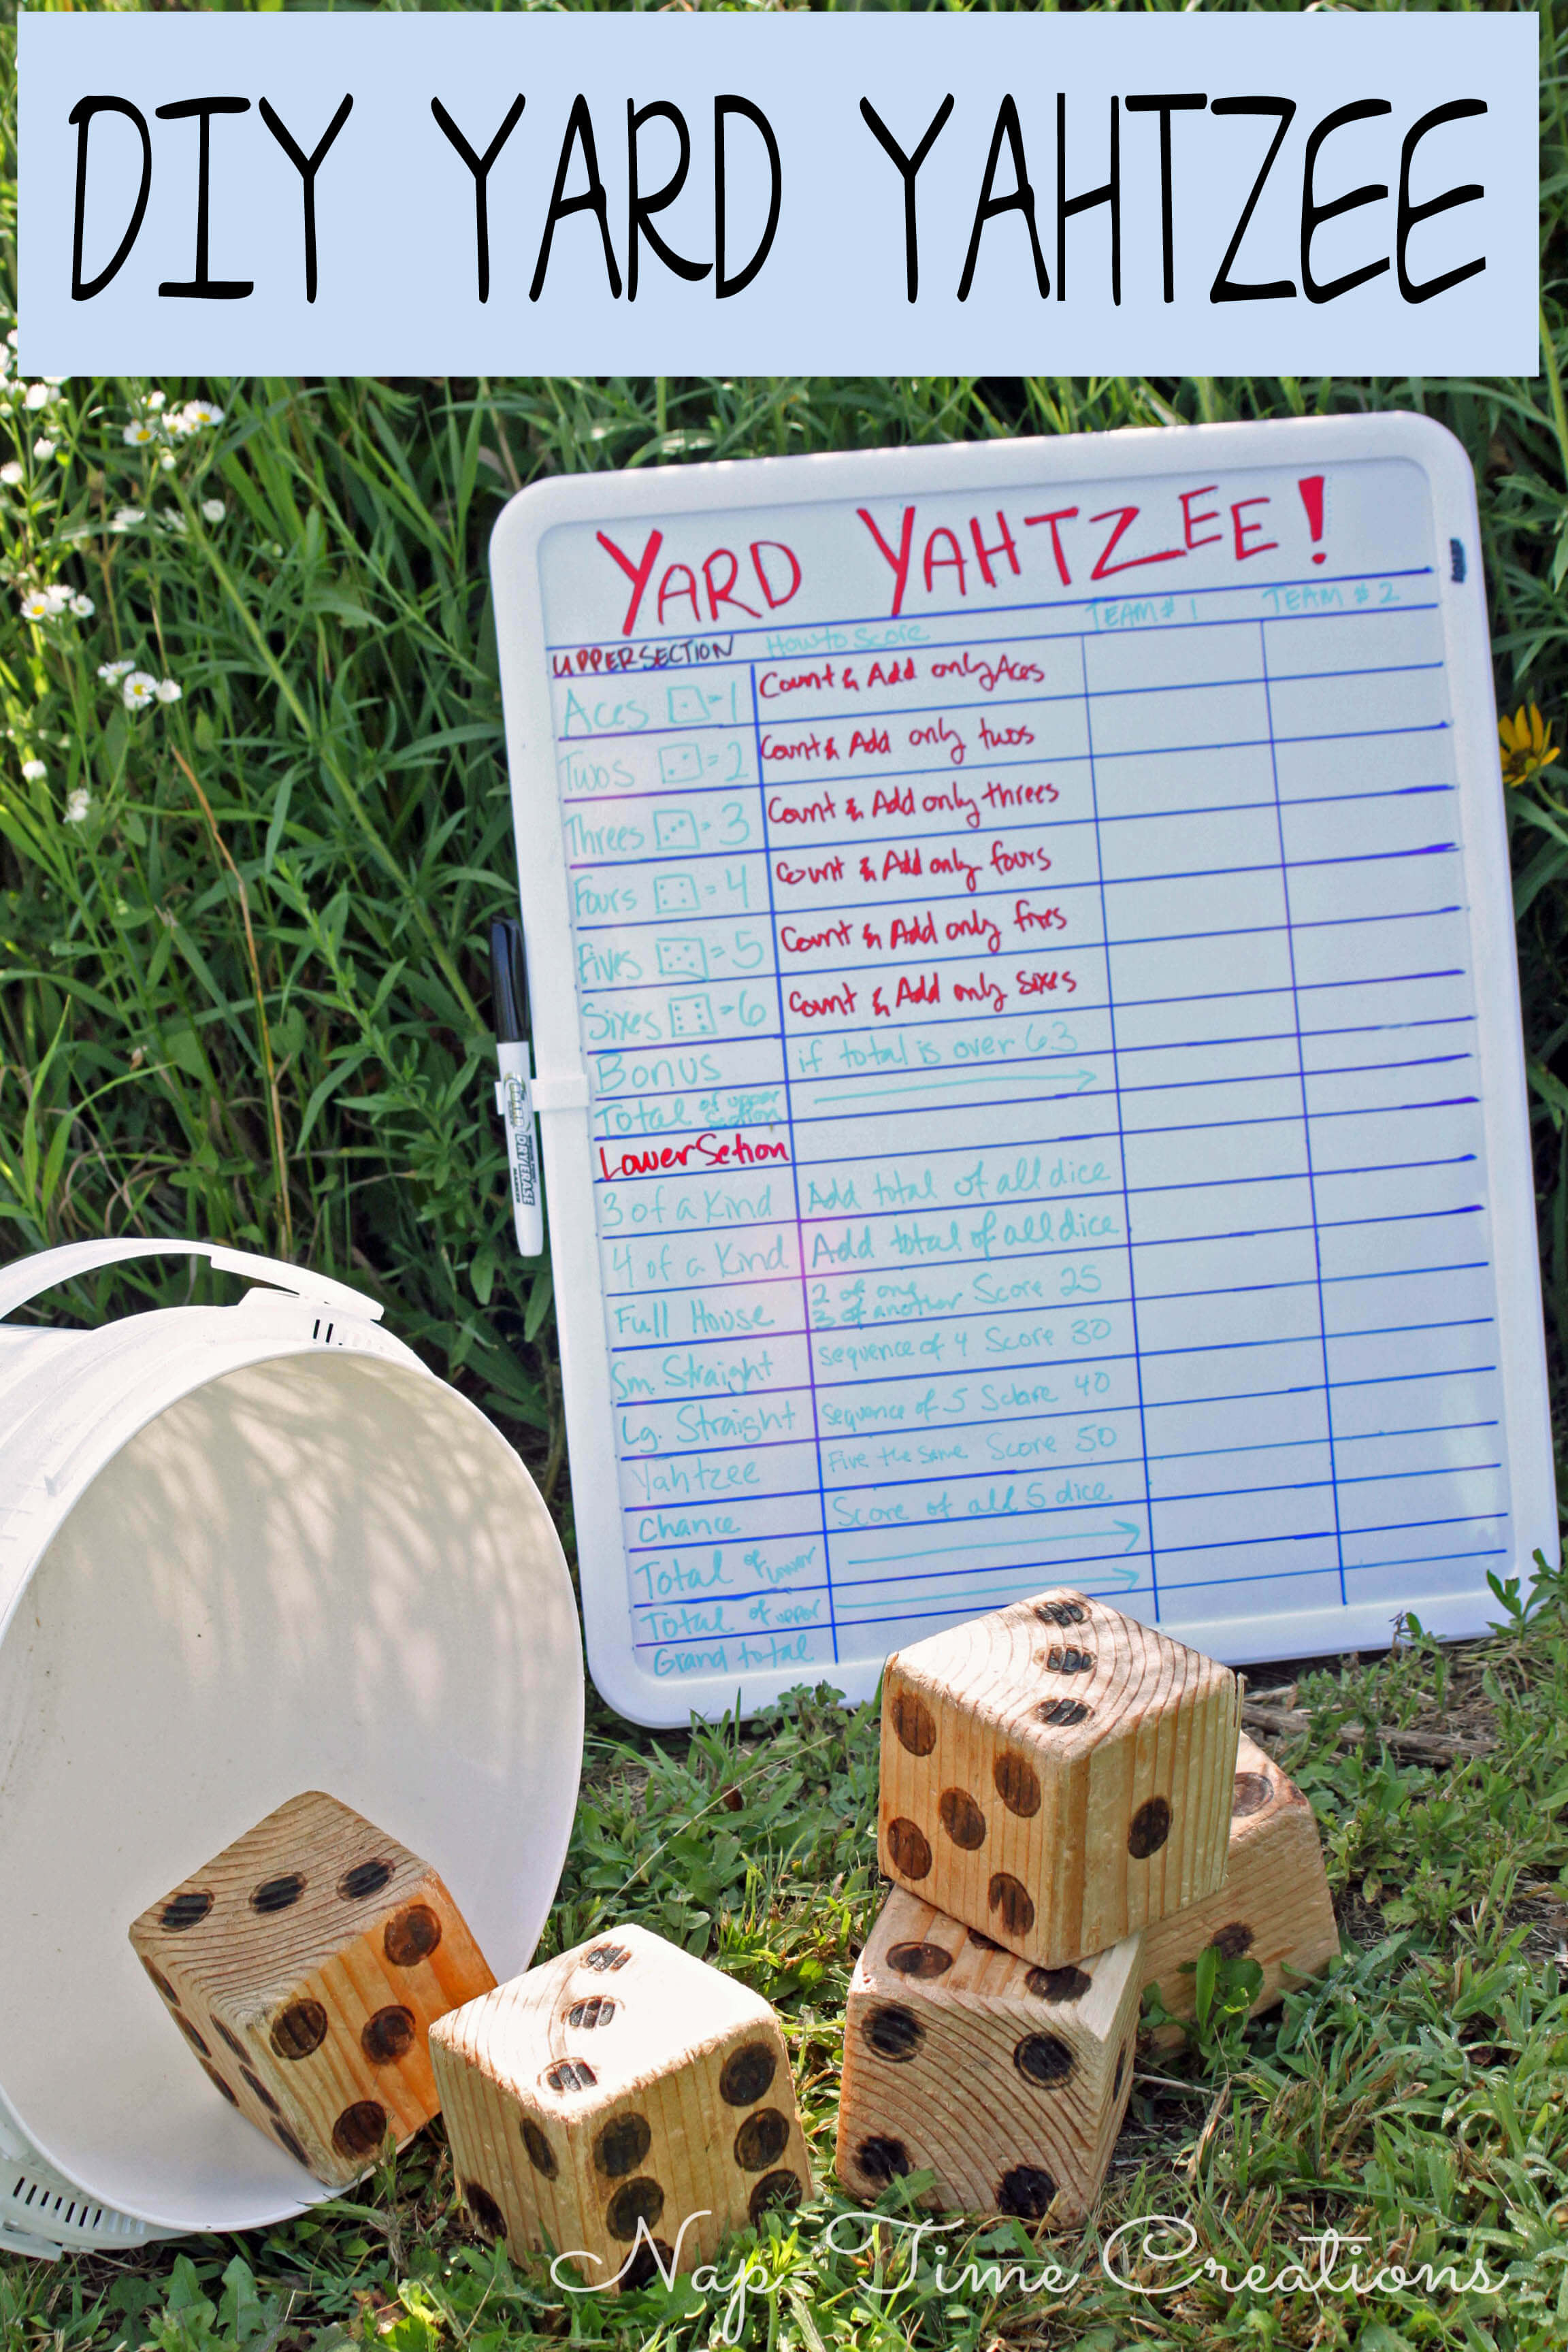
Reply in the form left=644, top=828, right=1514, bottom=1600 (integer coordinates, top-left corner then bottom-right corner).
left=0, top=1240, right=584, bottom=2257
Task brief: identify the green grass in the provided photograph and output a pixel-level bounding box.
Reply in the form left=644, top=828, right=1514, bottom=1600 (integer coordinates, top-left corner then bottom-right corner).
left=5, top=0, right=1568, bottom=2343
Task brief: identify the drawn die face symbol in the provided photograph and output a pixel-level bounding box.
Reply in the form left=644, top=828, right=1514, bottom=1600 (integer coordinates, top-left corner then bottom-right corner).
left=1128, top=1797, right=1172, bottom=1859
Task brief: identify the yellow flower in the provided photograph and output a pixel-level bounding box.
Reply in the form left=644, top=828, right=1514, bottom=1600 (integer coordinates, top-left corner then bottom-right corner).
left=1499, top=703, right=1561, bottom=788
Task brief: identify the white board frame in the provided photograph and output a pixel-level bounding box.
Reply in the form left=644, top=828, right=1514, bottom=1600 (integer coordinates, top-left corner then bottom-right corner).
left=491, top=414, right=1555, bottom=1727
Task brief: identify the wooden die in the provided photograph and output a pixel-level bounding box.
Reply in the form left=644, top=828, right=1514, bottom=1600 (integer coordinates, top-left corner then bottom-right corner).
left=1139, top=1732, right=1339, bottom=2038
left=836, top=1888, right=1140, bottom=2224
left=129, top=1790, right=495, bottom=2185
left=879, top=1588, right=1240, bottom=1966
left=429, top=1923, right=812, bottom=2289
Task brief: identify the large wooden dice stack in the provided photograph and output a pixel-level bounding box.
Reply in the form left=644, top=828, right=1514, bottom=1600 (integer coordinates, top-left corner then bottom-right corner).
left=838, top=1588, right=1335, bottom=2223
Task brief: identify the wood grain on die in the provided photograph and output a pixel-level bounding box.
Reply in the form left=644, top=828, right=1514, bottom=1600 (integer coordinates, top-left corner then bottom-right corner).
left=1139, top=1733, right=1339, bottom=2038
left=129, top=1790, right=495, bottom=2186
left=879, top=1589, right=1240, bottom=1966
left=429, top=1922, right=811, bottom=2288
left=836, top=1888, right=1141, bottom=2225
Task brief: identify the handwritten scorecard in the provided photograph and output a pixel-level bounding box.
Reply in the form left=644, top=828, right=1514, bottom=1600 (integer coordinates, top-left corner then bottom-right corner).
left=490, top=416, right=1554, bottom=1727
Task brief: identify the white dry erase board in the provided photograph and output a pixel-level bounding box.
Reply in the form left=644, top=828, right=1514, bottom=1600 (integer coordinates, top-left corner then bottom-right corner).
left=491, top=414, right=1555, bottom=1729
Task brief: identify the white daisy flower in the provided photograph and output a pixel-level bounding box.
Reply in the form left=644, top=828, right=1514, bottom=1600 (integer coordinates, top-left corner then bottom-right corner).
left=42, top=584, right=71, bottom=615
left=154, top=678, right=182, bottom=704
left=180, top=401, right=224, bottom=429
left=122, top=421, right=157, bottom=446
left=65, top=787, right=92, bottom=824
left=0, top=461, right=22, bottom=486
left=97, top=658, right=135, bottom=681
left=201, top=497, right=225, bottom=523
left=32, top=438, right=55, bottom=461
left=159, top=451, right=176, bottom=472
left=144, top=391, right=166, bottom=412
left=20, top=759, right=46, bottom=781
left=112, top=507, right=145, bottom=529
left=70, top=593, right=95, bottom=618
left=161, top=509, right=187, bottom=534
left=5, top=331, right=17, bottom=348
left=18, top=590, right=52, bottom=621
left=122, top=670, right=159, bottom=710
left=23, top=384, right=52, bottom=411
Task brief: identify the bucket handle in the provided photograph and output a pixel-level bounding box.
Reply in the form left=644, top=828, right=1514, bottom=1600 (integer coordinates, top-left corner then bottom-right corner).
left=0, top=1240, right=383, bottom=1326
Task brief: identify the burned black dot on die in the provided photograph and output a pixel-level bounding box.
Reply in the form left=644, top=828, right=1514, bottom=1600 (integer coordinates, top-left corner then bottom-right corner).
left=240, top=2067, right=282, bottom=2114
left=214, top=2019, right=247, bottom=2061
left=887, top=1939, right=952, bottom=1980
left=719, top=2040, right=777, bottom=2106
left=141, top=1959, right=180, bottom=2006
left=361, top=2005, right=416, bottom=2065
left=1128, top=1797, right=1172, bottom=1859
left=1033, top=1599, right=1086, bottom=1627
left=885, top=1817, right=933, bottom=1879
left=1036, top=1697, right=1090, bottom=1728
left=1213, top=1921, right=1255, bottom=1960
left=583, top=1942, right=632, bottom=1973
left=1045, top=1645, right=1093, bottom=1673
left=176, top=2015, right=210, bottom=2057
left=1232, top=1771, right=1273, bottom=1819
left=998, top=2164, right=1057, bottom=2219
left=384, top=1904, right=442, bottom=1967
left=160, top=1890, right=213, bottom=1932
left=865, top=2002, right=923, bottom=2061
left=966, top=1928, right=1004, bottom=1953
left=733, top=2108, right=790, bottom=2172
left=856, top=2135, right=909, bottom=2187
left=523, top=2118, right=558, bottom=2178
left=938, top=1786, right=986, bottom=1849
left=749, top=2170, right=803, bottom=2223
left=994, top=1750, right=1041, bottom=1818
left=339, top=1857, right=395, bottom=1902
left=545, top=2057, right=598, bottom=2093
left=606, top=2176, right=666, bottom=2242
left=250, top=1872, right=306, bottom=1916
left=567, top=1995, right=617, bottom=2029
left=594, top=2111, right=652, bottom=2177
left=270, top=1999, right=329, bottom=2061
left=1026, top=1964, right=1092, bottom=2003
left=275, top=2123, right=310, bottom=2165
left=1113, top=2044, right=1128, bottom=2097
left=198, top=2059, right=238, bottom=2106
left=621, top=2238, right=674, bottom=2291
left=989, top=1873, right=1036, bottom=1936
left=889, top=1689, right=936, bottom=1756
left=1013, top=2032, right=1075, bottom=2085
left=463, top=2181, right=506, bottom=2239
left=332, top=2100, right=389, bottom=2160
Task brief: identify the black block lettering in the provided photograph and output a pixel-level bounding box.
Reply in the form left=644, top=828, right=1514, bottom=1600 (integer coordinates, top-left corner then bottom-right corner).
left=1397, top=99, right=1486, bottom=304
left=532, top=95, right=621, bottom=301
left=715, top=97, right=781, bottom=299
left=258, top=94, right=352, bottom=306
left=431, top=95, right=525, bottom=306
left=958, top=95, right=1047, bottom=303
left=155, top=97, right=254, bottom=300
left=69, top=96, right=152, bottom=301
left=1209, top=97, right=1296, bottom=303
left=627, top=101, right=708, bottom=300
left=1057, top=94, right=1119, bottom=305
left=1125, top=93, right=1204, bottom=304
left=1301, top=99, right=1392, bottom=305
left=860, top=94, right=955, bottom=304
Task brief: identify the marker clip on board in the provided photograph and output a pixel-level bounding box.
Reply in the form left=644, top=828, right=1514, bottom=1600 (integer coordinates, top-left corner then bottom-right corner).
left=489, top=916, right=542, bottom=1258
